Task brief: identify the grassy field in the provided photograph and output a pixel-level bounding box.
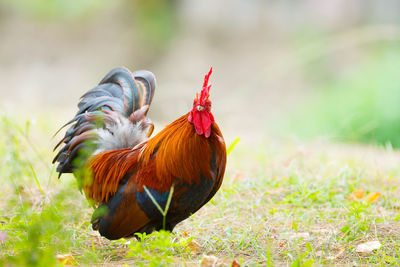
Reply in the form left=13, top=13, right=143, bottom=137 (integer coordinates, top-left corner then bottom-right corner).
left=1, top=114, right=400, bottom=266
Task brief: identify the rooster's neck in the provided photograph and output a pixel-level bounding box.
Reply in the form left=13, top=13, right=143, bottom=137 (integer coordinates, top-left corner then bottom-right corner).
left=138, top=113, right=224, bottom=190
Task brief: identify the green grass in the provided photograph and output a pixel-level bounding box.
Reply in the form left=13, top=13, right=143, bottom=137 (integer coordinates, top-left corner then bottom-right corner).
left=1, top=114, right=400, bottom=266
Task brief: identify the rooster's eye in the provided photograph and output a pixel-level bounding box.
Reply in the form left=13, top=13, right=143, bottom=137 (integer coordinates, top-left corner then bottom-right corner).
left=196, top=105, right=204, bottom=111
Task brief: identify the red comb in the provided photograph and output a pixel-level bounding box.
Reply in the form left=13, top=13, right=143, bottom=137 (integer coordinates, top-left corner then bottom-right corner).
left=200, top=67, right=212, bottom=104
left=203, top=67, right=212, bottom=89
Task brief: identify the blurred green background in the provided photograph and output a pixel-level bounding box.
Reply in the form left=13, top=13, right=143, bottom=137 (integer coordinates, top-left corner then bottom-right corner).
left=1, top=0, right=400, bottom=147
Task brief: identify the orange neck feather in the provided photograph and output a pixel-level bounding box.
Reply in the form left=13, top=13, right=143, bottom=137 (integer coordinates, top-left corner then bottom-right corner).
left=138, top=113, right=225, bottom=191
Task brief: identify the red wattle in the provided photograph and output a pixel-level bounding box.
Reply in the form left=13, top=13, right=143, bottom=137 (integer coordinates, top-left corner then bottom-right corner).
left=193, top=112, right=203, bottom=135
left=201, top=112, right=212, bottom=138
left=189, top=110, right=213, bottom=138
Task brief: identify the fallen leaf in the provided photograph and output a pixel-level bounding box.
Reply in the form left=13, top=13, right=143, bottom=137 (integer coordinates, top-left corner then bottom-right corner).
left=355, top=241, right=381, bottom=254
left=366, top=192, right=381, bottom=203
left=349, top=189, right=365, bottom=200
left=188, top=240, right=201, bottom=254
left=182, top=231, right=190, bottom=237
left=200, top=255, right=221, bottom=267
left=56, top=254, right=78, bottom=265
left=231, top=259, right=241, bottom=267
left=327, top=246, right=345, bottom=260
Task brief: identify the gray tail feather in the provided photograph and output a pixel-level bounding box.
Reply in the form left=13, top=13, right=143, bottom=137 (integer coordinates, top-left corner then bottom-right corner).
left=53, top=67, right=156, bottom=176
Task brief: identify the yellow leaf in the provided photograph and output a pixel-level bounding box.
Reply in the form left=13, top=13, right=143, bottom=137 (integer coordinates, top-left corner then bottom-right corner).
left=200, top=255, right=220, bottom=266
left=327, top=246, right=345, bottom=260
left=56, top=254, right=77, bottom=266
left=200, top=255, right=239, bottom=267
left=366, top=192, right=381, bottom=203
left=188, top=240, right=201, bottom=254
left=349, top=189, right=365, bottom=200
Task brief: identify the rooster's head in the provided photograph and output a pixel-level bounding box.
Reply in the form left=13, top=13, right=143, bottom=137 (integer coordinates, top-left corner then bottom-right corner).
left=188, top=67, right=215, bottom=138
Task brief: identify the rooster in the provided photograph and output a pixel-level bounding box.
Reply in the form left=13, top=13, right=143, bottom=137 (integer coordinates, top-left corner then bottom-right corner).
left=53, top=67, right=226, bottom=240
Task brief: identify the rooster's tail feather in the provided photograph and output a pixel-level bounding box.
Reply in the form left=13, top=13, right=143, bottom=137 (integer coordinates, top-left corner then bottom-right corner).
left=53, top=67, right=156, bottom=176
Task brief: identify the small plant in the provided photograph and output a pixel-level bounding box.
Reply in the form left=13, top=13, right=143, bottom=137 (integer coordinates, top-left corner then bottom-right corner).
left=143, top=184, right=174, bottom=230
left=127, top=231, right=193, bottom=266
left=340, top=200, right=372, bottom=241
